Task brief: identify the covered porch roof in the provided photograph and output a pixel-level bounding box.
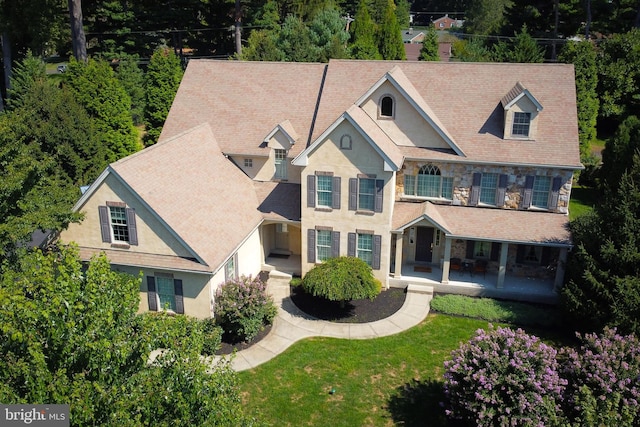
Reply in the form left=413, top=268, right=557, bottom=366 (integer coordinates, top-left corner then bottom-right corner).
left=392, top=201, right=572, bottom=247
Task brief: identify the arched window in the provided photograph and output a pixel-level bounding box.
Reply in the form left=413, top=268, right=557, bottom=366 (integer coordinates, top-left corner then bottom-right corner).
left=417, top=165, right=441, bottom=198
left=380, top=96, right=394, bottom=118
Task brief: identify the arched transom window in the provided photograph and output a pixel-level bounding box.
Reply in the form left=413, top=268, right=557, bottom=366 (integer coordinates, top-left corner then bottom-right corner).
left=380, top=95, right=394, bottom=118
left=404, top=164, right=453, bottom=199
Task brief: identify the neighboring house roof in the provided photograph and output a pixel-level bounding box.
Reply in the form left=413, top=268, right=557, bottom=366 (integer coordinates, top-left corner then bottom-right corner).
left=393, top=201, right=572, bottom=246
left=312, top=60, right=581, bottom=168
left=159, top=61, right=327, bottom=158
left=402, top=29, right=425, bottom=43
left=110, top=124, right=264, bottom=273
left=404, top=43, right=422, bottom=61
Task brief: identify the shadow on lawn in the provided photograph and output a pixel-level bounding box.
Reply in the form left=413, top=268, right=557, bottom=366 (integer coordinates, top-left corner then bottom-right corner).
left=387, top=378, right=464, bottom=427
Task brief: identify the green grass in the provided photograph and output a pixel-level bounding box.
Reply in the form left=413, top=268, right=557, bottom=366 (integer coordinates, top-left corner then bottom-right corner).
left=237, top=314, right=569, bottom=426
left=430, top=294, right=561, bottom=328
left=569, top=184, right=598, bottom=220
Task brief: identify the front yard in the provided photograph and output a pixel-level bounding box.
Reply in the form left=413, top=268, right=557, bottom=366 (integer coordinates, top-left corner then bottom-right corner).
left=237, top=313, right=567, bottom=426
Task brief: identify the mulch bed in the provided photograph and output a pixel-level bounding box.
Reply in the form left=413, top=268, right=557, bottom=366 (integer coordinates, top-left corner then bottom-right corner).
left=216, top=287, right=407, bottom=355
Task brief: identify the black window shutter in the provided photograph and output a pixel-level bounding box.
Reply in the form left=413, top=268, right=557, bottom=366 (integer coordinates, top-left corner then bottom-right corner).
left=469, top=173, right=481, bottom=206
left=348, top=178, right=357, bottom=210
left=496, top=174, right=508, bottom=207
left=372, top=235, right=382, bottom=270
left=348, top=232, right=356, bottom=257
left=98, top=206, right=111, bottom=243
left=331, top=231, right=340, bottom=257
left=174, top=279, right=184, bottom=314
left=466, top=240, right=475, bottom=259
left=126, top=208, right=138, bottom=245
left=307, top=175, right=316, bottom=208
left=522, top=176, right=534, bottom=208
left=548, top=176, right=562, bottom=210
left=147, top=276, right=158, bottom=311
left=516, top=245, right=526, bottom=263
left=375, top=179, right=384, bottom=213
left=307, top=229, right=316, bottom=263
left=490, top=242, right=501, bottom=261
left=332, top=177, right=341, bottom=209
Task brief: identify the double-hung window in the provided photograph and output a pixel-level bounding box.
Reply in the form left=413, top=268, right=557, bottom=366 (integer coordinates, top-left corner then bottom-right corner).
left=479, top=173, right=498, bottom=205
left=347, top=231, right=381, bottom=270
left=531, top=176, right=551, bottom=208
left=349, top=176, right=384, bottom=213
left=357, top=233, right=373, bottom=266
left=512, top=112, right=531, bottom=137
left=307, top=173, right=340, bottom=210
left=146, top=274, right=184, bottom=314
left=316, top=175, right=333, bottom=208
left=358, top=178, right=376, bottom=211
left=316, top=229, right=332, bottom=262
left=307, top=228, right=339, bottom=263
left=98, top=202, right=138, bottom=246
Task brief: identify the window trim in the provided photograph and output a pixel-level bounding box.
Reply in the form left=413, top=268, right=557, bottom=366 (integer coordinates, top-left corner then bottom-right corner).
left=244, top=158, right=253, bottom=168
left=512, top=112, right=531, bottom=137
left=146, top=275, right=184, bottom=314
left=403, top=165, right=453, bottom=200
left=379, top=94, right=395, bottom=119
left=349, top=176, right=384, bottom=213
left=98, top=202, right=138, bottom=246
left=274, top=148, right=287, bottom=180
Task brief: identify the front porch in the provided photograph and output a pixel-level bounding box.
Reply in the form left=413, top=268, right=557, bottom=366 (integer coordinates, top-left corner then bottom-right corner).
left=389, top=261, right=559, bottom=304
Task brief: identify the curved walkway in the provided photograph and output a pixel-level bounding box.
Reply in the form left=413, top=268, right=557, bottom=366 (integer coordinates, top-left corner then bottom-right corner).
left=218, top=276, right=434, bottom=372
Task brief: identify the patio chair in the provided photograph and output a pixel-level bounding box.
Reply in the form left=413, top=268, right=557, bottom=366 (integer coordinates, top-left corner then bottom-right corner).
left=473, top=259, right=488, bottom=278
left=450, top=258, right=462, bottom=273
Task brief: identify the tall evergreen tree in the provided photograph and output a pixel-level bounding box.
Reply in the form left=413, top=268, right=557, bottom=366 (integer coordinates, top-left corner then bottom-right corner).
left=65, top=58, right=139, bottom=162
left=464, top=0, right=513, bottom=35
left=559, top=40, right=599, bottom=162
left=5, top=50, right=47, bottom=110
left=143, top=48, right=184, bottom=146
left=394, top=0, right=411, bottom=28
left=562, top=121, right=640, bottom=335
left=116, top=56, right=146, bottom=126
left=377, top=0, right=405, bottom=60
left=493, top=25, right=544, bottom=63
left=452, top=37, right=492, bottom=62
left=308, top=7, right=351, bottom=62
left=599, top=115, right=640, bottom=189
left=349, top=0, right=381, bottom=59
left=419, top=25, right=440, bottom=61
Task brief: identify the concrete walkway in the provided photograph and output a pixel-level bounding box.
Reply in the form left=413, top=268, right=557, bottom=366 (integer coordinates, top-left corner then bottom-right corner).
left=218, top=275, right=434, bottom=372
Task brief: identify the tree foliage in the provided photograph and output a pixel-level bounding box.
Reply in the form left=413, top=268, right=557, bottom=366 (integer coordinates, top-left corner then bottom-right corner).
left=143, top=49, right=183, bottom=146
left=349, top=0, right=381, bottom=59
left=419, top=25, right=440, bottom=61
left=492, top=25, right=544, bottom=63
left=464, top=0, right=513, bottom=35
left=452, top=37, right=492, bottom=62
left=301, top=256, right=382, bottom=303
left=377, top=0, right=405, bottom=60
left=559, top=40, right=599, bottom=162
left=116, top=56, right=146, bottom=126
left=65, top=58, right=140, bottom=162
left=0, top=246, right=254, bottom=426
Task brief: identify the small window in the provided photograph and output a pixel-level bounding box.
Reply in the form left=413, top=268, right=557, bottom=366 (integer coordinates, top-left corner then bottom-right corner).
left=244, top=158, right=253, bottom=168
left=439, top=22, right=444, bottom=28
left=512, top=112, right=531, bottom=137
left=316, top=230, right=332, bottom=262
left=340, top=134, right=352, bottom=150
left=532, top=176, right=551, bottom=208
left=357, top=233, right=373, bottom=266
left=109, top=206, right=129, bottom=242
left=380, top=96, right=394, bottom=118
left=474, top=241, right=490, bottom=258
left=524, top=245, right=542, bottom=263
left=225, top=256, right=236, bottom=281
left=317, top=175, right=333, bottom=207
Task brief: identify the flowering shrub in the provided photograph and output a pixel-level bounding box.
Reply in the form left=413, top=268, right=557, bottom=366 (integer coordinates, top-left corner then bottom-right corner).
left=215, top=275, right=278, bottom=343
left=560, top=327, right=640, bottom=426
left=443, top=325, right=566, bottom=426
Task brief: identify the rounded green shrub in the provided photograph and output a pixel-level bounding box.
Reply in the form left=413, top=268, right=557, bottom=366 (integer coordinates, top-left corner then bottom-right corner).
left=215, top=275, right=278, bottom=343
left=301, top=256, right=381, bottom=303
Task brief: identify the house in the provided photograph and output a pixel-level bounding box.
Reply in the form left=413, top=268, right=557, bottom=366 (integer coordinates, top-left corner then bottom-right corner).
left=58, top=60, right=581, bottom=318
left=402, top=28, right=425, bottom=44
left=433, top=14, right=463, bottom=30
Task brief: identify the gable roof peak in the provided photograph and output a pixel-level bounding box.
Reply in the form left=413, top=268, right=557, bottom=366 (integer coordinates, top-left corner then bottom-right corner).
left=263, top=119, right=299, bottom=145
left=501, top=81, right=543, bottom=112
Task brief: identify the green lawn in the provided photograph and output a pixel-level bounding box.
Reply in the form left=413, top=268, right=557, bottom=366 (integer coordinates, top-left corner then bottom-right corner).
left=237, top=314, right=567, bottom=426
left=569, top=185, right=598, bottom=220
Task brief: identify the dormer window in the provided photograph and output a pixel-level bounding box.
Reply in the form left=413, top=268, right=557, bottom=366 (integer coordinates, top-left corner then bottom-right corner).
left=512, top=112, right=531, bottom=137
left=380, top=95, right=394, bottom=118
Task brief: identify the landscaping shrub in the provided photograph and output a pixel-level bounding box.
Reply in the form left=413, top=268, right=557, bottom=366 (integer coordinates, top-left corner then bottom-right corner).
left=301, top=256, right=381, bottom=304
left=201, top=318, right=223, bottom=356
left=215, top=275, right=278, bottom=343
left=560, top=327, right=640, bottom=426
left=444, top=325, right=566, bottom=426
left=140, top=312, right=205, bottom=351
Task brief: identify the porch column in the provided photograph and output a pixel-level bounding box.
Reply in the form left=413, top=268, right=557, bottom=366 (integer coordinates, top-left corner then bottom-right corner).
left=554, top=247, right=568, bottom=291
left=497, top=242, right=509, bottom=289
left=392, top=232, right=404, bottom=277
left=441, top=237, right=452, bottom=284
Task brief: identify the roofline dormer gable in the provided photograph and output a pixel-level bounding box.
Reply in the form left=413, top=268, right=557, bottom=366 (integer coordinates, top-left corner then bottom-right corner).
left=501, top=82, right=543, bottom=112
left=263, top=120, right=299, bottom=147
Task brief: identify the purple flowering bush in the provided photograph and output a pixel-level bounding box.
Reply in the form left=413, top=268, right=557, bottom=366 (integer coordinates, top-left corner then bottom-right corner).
left=443, top=325, right=566, bottom=426
left=560, top=327, right=640, bottom=426
left=215, top=275, right=278, bottom=343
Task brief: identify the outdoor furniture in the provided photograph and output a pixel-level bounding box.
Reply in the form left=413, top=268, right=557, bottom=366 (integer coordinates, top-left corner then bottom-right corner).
left=450, top=258, right=462, bottom=272
left=474, top=259, right=488, bottom=278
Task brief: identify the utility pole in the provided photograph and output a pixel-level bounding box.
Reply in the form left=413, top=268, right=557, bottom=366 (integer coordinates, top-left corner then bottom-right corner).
left=551, top=0, right=559, bottom=61
left=235, top=0, right=242, bottom=56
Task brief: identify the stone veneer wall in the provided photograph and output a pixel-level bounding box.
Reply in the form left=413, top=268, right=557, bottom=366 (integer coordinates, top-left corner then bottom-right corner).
left=396, top=162, right=573, bottom=214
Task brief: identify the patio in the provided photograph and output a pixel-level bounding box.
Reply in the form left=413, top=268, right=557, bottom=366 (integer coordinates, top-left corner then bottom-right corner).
left=389, top=262, right=559, bottom=304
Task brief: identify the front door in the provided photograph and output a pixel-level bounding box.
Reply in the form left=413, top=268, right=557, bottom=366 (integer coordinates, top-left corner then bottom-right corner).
left=415, top=227, right=434, bottom=263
